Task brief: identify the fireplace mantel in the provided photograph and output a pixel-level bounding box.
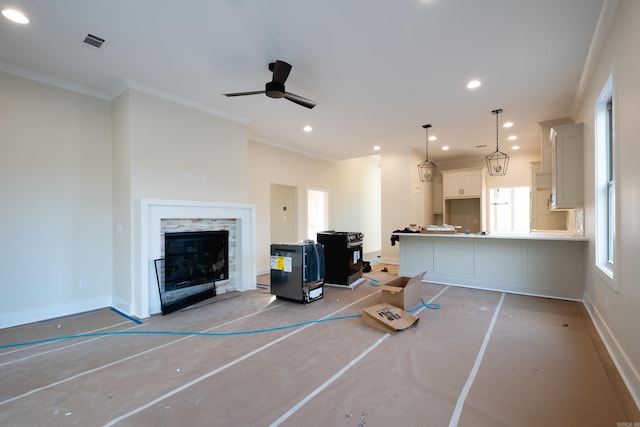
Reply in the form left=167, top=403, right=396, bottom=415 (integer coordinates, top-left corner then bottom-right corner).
left=135, top=199, right=256, bottom=318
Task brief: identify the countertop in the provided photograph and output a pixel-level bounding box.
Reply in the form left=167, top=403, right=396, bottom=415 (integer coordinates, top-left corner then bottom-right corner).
left=392, top=231, right=588, bottom=242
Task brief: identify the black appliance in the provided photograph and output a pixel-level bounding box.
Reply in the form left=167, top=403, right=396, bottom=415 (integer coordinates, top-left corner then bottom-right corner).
left=270, top=241, right=325, bottom=303
left=317, top=231, right=364, bottom=286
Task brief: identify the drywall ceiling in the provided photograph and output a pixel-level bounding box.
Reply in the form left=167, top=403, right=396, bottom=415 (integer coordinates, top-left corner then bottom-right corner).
left=0, top=0, right=604, bottom=162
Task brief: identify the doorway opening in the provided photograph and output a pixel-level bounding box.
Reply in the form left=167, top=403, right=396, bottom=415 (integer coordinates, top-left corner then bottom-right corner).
left=307, top=188, right=328, bottom=241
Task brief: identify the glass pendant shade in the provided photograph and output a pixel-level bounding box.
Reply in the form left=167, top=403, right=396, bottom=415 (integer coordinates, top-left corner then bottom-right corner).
left=486, top=108, right=509, bottom=176
left=418, top=124, right=436, bottom=182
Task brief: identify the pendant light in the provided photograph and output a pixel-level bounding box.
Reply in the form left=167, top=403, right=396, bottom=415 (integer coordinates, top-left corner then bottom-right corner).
left=418, top=124, right=437, bottom=182
left=485, top=108, right=509, bottom=176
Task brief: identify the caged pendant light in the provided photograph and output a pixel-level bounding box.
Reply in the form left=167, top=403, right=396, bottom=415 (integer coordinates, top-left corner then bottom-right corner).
left=418, top=124, right=437, bottom=182
left=485, top=108, right=509, bottom=176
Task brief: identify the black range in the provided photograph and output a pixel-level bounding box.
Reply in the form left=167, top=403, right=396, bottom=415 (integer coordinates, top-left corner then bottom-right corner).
left=316, top=231, right=364, bottom=286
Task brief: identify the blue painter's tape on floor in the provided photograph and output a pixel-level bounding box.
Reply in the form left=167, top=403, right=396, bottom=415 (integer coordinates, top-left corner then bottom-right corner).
left=110, top=307, right=144, bottom=325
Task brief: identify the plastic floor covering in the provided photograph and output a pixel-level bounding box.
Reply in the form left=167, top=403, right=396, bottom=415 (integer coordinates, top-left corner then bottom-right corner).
left=1, top=267, right=638, bottom=426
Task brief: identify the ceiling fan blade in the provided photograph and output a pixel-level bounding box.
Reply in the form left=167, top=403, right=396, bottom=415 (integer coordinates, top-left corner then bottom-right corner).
left=284, top=92, right=317, bottom=109
left=224, top=90, right=265, bottom=97
left=271, top=60, right=292, bottom=85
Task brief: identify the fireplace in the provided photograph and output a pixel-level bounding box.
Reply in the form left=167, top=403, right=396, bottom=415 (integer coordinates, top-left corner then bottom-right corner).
left=154, top=230, right=229, bottom=315
left=164, top=230, right=229, bottom=290
left=133, top=199, right=257, bottom=319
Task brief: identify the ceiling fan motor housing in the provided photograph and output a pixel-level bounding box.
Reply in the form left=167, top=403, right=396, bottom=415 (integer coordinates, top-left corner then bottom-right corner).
left=265, top=81, right=285, bottom=98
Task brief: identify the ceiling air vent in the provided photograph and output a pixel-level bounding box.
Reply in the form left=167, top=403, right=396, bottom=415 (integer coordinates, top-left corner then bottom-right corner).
left=83, top=33, right=106, bottom=48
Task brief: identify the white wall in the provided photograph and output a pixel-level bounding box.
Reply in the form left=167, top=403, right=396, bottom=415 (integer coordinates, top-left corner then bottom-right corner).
left=269, top=183, right=298, bottom=244
left=323, top=155, right=382, bottom=257
left=126, top=90, right=248, bottom=202
left=0, top=71, right=383, bottom=326
left=0, top=72, right=113, bottom=328
left=248, top=141, right=382, bottom=274
left=112, top=89, right=249, bottom=314
left=380, top=150, right=430, bottom=263
left=575, top=0, right=640, bottom=404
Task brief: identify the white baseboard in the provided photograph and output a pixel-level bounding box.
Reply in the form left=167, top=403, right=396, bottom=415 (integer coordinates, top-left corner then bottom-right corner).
left=583, top=292, right=640, bottom=410
left=111, top=295, right=136, bottom=319
left=256, top=267, right=270, bottom=276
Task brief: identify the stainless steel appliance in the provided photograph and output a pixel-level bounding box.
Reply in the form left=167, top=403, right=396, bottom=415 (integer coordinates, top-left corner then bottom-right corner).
left=270, top=241, right=325, bottom=303
left=316, top=231, right=363, bottom=286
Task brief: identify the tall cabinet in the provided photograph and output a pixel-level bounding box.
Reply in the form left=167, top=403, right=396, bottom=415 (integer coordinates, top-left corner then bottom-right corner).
left=550, top=123, right=583, bottom=210
left=530, top=161, right=566, bottom=230
left=441, top=167, right=486, bottom=233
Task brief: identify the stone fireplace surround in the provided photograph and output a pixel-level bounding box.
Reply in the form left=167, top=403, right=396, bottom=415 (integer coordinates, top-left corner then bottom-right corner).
left=137, top=199, right=256, bottom=318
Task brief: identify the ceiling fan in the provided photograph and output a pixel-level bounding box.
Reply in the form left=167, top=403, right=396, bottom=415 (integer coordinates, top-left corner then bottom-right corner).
left=224, top=60, right=317, bottom=109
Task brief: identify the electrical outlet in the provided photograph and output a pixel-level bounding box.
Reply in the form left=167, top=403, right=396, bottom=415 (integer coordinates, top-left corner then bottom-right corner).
left=79, top=280, right=87, bottom=289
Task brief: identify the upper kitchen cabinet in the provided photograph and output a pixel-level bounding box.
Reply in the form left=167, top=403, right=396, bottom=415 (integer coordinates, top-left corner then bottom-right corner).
left=442, top=167, right=484, bottom=198
left=441, top=167, right=486, bottom=233
left=550, top=123, right=583, bottom=210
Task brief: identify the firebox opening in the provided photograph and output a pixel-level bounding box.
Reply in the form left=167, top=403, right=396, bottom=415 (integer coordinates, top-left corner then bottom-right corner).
left=155, top=230, right=229, bottom=315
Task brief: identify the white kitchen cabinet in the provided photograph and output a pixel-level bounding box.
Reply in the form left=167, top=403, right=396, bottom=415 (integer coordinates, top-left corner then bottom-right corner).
left=442, top=168, right=483, bottom=198
left=530, top=161, right=566, bottom=230
left=441, top=168, right=486, bottom=233
left=550, top=123, right=583, bottom=210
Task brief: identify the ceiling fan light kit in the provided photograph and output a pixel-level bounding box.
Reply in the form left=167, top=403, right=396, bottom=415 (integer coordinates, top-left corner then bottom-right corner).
left=485, top=108, right=509, bottom=176
left=418, top=124, right=437, bottom=182
left=224, top=60, right=317, bottom=109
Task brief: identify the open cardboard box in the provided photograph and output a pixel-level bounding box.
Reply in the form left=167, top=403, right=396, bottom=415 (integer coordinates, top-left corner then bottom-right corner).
left=380, top=271, right=426, bottom=310
left=361, top=303, right=419, bottom=334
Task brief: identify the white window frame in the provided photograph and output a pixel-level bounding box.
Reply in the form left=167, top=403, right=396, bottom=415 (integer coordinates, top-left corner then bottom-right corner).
left=489, top=186, right=531, bottom=232
left=594, top=74, right=616, bottom=289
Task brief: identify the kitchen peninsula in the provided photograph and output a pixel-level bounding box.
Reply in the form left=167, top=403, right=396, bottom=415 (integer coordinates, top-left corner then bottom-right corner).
left=395, top=232, right=587, bottom=300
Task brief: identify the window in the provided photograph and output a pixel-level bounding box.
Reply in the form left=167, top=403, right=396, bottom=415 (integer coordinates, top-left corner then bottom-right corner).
left=595, top=74, right=615, bottom=285
left=489, top=187, right=530, bottom=232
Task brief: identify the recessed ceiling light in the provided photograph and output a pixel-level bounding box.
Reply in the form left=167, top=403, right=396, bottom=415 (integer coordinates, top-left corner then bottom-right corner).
left=2, top=9, right=29, bottom=24
left=303, top=125, right=312, bottom=132
left=373, top=145, right=381, bottom=151
left=428, top=136, right=437, bottom=141
left=466, top=80, right=481, bottom=89
left=512, top=145, right=520, bottom=150
left=508, top=135, right=517, bottom=141
left=503, top=121, right=514, bottom=128
left=442, top=146, right=450, bottom=151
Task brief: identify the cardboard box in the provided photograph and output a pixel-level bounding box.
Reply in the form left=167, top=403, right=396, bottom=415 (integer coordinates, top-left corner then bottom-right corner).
left=380, top=271, right=426, bottom=310
left=361, top=303, right=419, bottom=334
